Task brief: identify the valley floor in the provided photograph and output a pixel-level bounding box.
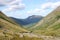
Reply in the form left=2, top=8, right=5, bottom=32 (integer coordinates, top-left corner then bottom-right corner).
left=18, top=33, right=60, bottom=40
left=0, top=32, right=60, bottom=40
left=0, top=33, right=60, bottom=40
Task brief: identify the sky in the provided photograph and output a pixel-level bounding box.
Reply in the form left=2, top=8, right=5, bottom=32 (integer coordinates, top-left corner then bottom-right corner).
left=0, top=0, right=60, bottom=19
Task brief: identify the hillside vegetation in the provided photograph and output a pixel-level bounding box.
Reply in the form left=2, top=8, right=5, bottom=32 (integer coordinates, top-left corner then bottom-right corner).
left=0, top=11, right=44, bottom=40
left=0, top=11, right=27, bottom=32
left=29, top=6, right=60, bottom=37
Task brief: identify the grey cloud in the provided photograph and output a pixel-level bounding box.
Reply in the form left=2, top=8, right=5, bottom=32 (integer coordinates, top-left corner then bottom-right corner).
left=1, top=0, right=26, bottom=11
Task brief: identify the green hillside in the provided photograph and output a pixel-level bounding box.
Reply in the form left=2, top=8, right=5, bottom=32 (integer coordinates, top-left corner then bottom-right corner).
left=45, top=19, right=60, bottom=36
left=33, top=19, right=60, bottom=36
left=30, top=6, right=60, bottom=30
left=0, top=18, right=27, bottom=32
left=0, top=11, right=27, bottom=32
left=0, top=11, right=21, bottom=26
left=29, top=6, right=60, bottom=36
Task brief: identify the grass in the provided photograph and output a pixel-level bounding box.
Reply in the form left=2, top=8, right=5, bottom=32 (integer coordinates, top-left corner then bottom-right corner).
left=29, top=6, right=60, bottom=37
left=0, top=12, right=21, bottom=26
left=30, top=6, right=60, bottom=30
left=33, top=19, right=60, bottom=37
left=0, top=11, right=44, bottom=40
left=0, top=31, right=44, bottom=40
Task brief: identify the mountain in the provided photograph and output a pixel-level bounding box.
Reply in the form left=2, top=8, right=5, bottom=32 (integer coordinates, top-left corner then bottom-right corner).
left=10, top=15, right=43, bottom=28
left=30, top=6, right=60, bottom=36
left=0, top=11, right=29, bottom=40
left=25, top=15, right=43, bottom=24
left=0, top=11, right=44, bottom=40
left=0, top=7, right=60, bottom=40
left=0, top=11, right=27, bottom=32
left=10, top=15, right=43, bottom=25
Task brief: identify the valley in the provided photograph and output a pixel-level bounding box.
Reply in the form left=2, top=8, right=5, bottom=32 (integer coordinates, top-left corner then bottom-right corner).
left=0, top=6, right=60, bottom=40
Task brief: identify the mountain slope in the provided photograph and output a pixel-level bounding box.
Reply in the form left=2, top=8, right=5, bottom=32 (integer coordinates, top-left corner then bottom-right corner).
left=0, top=11, right=20, bottom=26
left=0, top=18, right=27, bottom=32
left=30, top=6, right=60, bottom=30
left=48, top=19, right=60, bottom=30
left=0, top=11, right=44, bottom=40
left=43, top=19, right=60, bottom=36
left=0, top=11, right=28, bottom=32
left=11, top=15, right=43, bottom=25
left=29, top=6, right=60, bottom=37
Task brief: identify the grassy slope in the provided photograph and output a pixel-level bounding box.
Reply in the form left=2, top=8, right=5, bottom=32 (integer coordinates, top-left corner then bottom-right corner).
left=0, top=18, right=27, bottom=32
left=0, top=11, right=27, bottom=32
left=30, top=6, right=60, bottom=30
left=33, top=19, right=60, bottom=36
left=45, top=19, right=60, bottom=36
left=0, top=11, right=20, bottom=26
left=23, top=23, right=37, bottom=30
left=48, top=19, right=60, bottom=30
left=0, top=19, right=43, bottom=40
left=0, top=11, right=43, bottom=40
left=29, top=6, right=60, bottom=36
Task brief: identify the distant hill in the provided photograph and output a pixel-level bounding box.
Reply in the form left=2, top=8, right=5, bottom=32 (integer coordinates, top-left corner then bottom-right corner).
left=29, top=6, right=60, bottom=36
left=10, top=15, right=43, bottom=25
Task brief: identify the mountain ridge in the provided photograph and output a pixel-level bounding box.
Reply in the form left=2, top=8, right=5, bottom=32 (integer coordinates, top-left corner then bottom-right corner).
left=10, top=15, right=43, bottom=25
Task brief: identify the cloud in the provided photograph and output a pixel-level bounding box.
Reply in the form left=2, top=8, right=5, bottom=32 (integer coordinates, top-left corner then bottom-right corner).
left=27, top=8, right=45, bottom=14
left=46, top=0, right=60, bottom=2
left=9, top=0, right=22, bottom=5
left=41, top=2, right=60, bottom=9
left=27, top=1, right=60, bottom=15
left=3, top=4, right=25, bottom=12
left=0, top=0, right=14, bottom=6
left=1, top=0, right=26, bottom=12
